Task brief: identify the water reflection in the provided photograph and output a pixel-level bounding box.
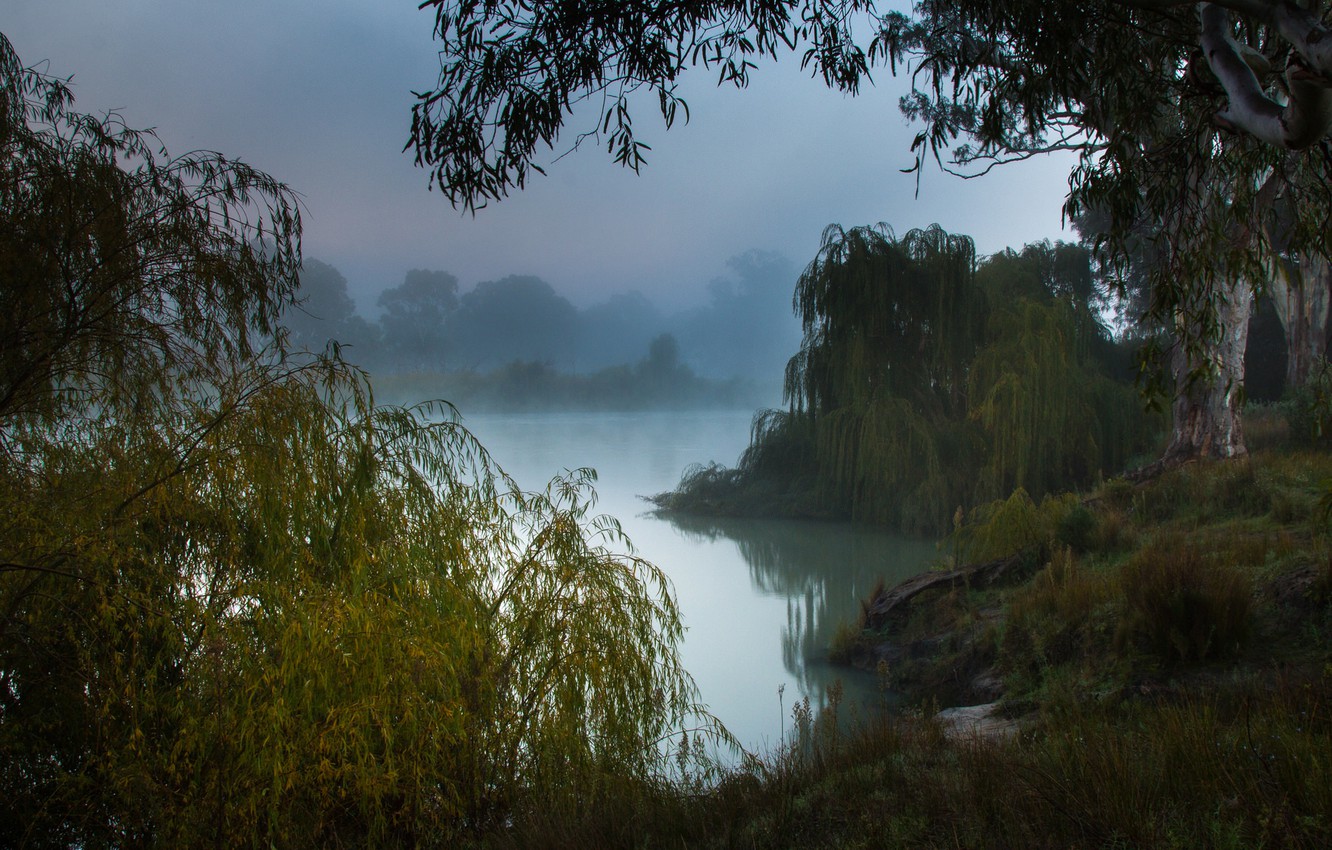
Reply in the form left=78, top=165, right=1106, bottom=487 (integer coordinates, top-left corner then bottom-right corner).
left=460, top=409, right=942, bottom=748
left=662, top=511, right=939, bottom=713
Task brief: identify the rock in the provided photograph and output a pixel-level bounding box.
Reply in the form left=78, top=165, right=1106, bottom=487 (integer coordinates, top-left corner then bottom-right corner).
left=968, top=670, right=1006, bottom=703
left=934, top=702, right=1021, bottom=742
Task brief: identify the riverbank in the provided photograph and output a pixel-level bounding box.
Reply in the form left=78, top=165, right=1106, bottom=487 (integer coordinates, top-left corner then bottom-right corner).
left=477, top=419, right=1332, bottom=849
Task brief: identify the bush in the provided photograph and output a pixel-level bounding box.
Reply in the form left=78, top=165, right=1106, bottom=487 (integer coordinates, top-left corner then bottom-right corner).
left=1055, top=504, right=1097, bottom=553
left=1119, top=536, right=1254, bottom=664
left=958, top=489, right=1080, bottom=562
left=1002, top=548, right=1121, bottom=674
left=1284, top=358, right=1332, bottom=447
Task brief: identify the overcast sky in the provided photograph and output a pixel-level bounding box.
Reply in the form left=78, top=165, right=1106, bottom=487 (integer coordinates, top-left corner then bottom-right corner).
left=9, top=1, right=1077, bottom=313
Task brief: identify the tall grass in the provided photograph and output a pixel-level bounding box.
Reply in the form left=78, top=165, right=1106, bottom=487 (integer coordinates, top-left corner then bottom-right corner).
left=1119, top=534, right=1254, bottom=663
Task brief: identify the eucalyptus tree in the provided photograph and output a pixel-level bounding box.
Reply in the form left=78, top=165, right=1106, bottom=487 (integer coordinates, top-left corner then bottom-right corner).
left=1, top=33, right=715, bottom=845
left=408, top=0, right=1332, bottom=464
left=878, top=1, right=1332, bottom=462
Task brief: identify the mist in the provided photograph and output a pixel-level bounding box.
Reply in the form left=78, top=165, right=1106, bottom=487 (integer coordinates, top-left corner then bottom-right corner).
left=280, top=249, right=803, bottom=411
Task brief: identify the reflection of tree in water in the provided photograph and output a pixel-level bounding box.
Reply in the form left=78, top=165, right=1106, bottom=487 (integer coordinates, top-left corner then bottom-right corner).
left=661, top=512, right=937, bottom=708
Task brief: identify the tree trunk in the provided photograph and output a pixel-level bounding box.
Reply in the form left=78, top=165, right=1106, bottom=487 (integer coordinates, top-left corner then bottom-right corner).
left=1163, top=277, right=1253, bottom=463
left=1269, top=252, right=1331, bottom=389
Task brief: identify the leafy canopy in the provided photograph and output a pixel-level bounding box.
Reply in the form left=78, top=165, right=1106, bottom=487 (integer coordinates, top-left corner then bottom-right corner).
left=411, top=0, right=877, bottom=211
left=410, top=1, right=1332, bottom=363
left=677, top=225, right=1156, bottom=533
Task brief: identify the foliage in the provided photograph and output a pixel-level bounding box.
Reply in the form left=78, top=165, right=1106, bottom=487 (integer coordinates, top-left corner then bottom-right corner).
left=0, top=37, right=300, bottom=428
left=1284, top=357, right=1332, bottom=448
left=409, top=1, right=879, bottom=211
left=883, top=1, right=1332, bottom=379
left=0, top=35, right=716, bottom=846
left=376, top=268, right=460, bottom=371
left=955, top=489, right=1080, bottom=564
left=406, top=1, right=1332, bottom=354
left=285, top=259, right=383, bottom=360
left=1119, top=534, right=1254, bottom=664
left=665, top=228, right=1159, bottom=534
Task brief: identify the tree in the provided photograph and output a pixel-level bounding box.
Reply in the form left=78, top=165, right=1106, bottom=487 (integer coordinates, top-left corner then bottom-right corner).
left=282, top=258, right=382, bottom=361
left=672, top=251, right=802, bottom=381
left=880, top=1, right=1332, bottom=462
left=0, top=33, right=715, bottom=845
left=447, top=274, right=579, bottom=369
left=576, top=290, right=667, bottom=371
left=0, top=37, right=300, bottom=427
left=407, top=0, right=1332, bottom=465
left=663, top=226, right=1155, bottom=532
left=376, top=268, right=459, bottom=371
left=409, top=1, right=878, bottom=212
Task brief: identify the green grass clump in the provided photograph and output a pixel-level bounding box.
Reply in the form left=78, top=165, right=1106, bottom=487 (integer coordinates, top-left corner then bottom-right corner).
left=1118, top=534, right=1254, bottom=664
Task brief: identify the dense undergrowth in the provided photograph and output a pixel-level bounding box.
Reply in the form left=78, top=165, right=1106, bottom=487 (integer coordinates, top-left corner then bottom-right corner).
left=484, top=405, right=1332, bottom=849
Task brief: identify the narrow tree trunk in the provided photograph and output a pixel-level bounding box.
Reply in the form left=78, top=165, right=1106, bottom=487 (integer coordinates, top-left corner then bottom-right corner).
left=1269, top=252, right=1331, bottom=389
left=1163, top=277, right=1253, bottom=463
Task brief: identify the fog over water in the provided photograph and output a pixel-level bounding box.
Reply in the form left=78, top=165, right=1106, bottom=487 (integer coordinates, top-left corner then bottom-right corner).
left=9, top=0, right=1070, bottom=754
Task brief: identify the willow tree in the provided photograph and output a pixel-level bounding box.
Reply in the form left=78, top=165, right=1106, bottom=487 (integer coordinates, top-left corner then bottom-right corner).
left=970, top=242, right=1152, bottom=498
left=0, top=34, right=713, bottom=846
left=774, top=224, right=985, bottom=530
left=683, top=229, right=1155, bottom=534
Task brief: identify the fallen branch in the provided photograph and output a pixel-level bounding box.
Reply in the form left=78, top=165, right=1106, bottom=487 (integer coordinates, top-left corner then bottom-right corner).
left=864, top=554, right=1025, bottom=632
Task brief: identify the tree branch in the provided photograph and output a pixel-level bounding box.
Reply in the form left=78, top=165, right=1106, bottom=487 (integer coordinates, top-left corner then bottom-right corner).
left=1200, top=2, right=1332, bottom=149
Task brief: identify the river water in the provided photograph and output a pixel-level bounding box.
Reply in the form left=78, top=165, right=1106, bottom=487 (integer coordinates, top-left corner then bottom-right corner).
left=461, top=409, right=939, bottom=754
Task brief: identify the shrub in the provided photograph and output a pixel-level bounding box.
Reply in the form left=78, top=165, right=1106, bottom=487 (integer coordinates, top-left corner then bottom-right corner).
left=1119, top=536, right=1254, bottom=663
left=1002, top=548, right=1121, bottom=674
left=958, top=489, right=1079, bottom=562
left=1056, top=504, right=1097, bottom=553
left=1285, top=358, right=1332, bottom=447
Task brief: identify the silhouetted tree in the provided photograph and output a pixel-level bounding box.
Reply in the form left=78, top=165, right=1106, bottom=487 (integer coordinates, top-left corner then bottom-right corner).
left=448, top=275, right=578, bottom=369
left=673, top=251, right=801, bottom=381
left=575, top=290, right=666, bottom=371
left=377, top=268, right=458, bottom=371
left=283, top=258, right=381, bottom=361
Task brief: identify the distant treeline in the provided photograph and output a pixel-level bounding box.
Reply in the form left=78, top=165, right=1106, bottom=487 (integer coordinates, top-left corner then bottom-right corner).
left=372, top=335, right=770, bottom=412
left=280, top=251, right=802, bottom=396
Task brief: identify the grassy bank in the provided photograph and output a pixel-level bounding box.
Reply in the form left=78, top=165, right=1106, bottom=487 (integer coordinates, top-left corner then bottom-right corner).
left=477, top=410, right=1332, bottom=849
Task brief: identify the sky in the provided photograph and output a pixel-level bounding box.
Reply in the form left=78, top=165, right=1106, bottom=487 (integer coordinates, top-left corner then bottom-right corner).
left=8, top=1, right=1078, bottom=314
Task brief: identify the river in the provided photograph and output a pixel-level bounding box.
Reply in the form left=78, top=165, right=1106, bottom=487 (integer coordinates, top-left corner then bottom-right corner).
left=461, top=409, right=939, bottom=754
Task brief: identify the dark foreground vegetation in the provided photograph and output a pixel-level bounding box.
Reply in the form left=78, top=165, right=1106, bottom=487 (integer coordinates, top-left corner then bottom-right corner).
left=0, top=37, right=720, bottom=847
left=484, top=406, right=1332, bottom=850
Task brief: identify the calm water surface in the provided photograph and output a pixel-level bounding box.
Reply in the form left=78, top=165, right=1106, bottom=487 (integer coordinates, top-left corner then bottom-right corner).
left=461, top=409, right=938, bottom=753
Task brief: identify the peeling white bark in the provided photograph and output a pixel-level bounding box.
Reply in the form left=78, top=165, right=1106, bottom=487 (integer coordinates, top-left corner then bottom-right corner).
left=1165, top=277, right=1253, bottom=461
left=1268, top=253, right=1332, bottom=387
left=1269, top=1, right=1332, bottom=84
left=1200, top=2, right=1332, bottom=149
